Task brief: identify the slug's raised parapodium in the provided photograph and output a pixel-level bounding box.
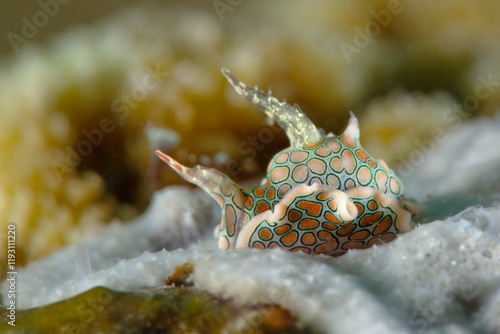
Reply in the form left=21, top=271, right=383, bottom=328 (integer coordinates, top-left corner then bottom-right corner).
left=156, top=69, right=415, bottom=256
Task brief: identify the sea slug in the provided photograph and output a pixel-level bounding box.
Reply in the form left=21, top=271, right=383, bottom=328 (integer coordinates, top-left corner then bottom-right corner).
left=156, top=69, right=415, bottom=256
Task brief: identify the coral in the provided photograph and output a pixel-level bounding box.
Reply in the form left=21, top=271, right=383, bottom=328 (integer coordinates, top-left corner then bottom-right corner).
left=6, top=200, right=499, bottom=333
left=157, top=70, right=414, bottom=256
left=4, top=110, right=500, bottom=332
left=403, top=114, right=500, bottom=201
left=1, top=0, right=500, bottom=332
left=359, top=90, right=459, bottom=166
left=165, top=263, right=194, bottom=287
left=0, top=3, right=380, bottom=270
left=3, top=0, right=500, bottom=272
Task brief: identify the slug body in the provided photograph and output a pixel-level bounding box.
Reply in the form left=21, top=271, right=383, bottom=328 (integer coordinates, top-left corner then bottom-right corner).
left=156, top=69, right=415, bottom=256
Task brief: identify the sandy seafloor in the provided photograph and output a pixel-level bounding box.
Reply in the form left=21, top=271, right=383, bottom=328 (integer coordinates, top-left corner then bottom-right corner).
left=3, top=114, right=500, bottom=334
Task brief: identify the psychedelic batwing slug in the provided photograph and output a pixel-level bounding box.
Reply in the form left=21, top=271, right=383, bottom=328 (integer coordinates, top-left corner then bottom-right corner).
left=156, top=68, right=415, bottom=256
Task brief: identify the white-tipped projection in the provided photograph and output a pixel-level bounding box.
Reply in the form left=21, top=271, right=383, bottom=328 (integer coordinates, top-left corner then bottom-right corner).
left=342, top=111, right=360, bottom=142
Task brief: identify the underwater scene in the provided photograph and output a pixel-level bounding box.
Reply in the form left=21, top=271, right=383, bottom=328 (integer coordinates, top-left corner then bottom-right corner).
left=0, top=1, right=500, bottom=333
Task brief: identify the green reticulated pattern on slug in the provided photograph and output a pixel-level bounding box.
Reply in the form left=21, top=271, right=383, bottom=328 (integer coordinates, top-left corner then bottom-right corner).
left=156, top=68, right=415, bottom=256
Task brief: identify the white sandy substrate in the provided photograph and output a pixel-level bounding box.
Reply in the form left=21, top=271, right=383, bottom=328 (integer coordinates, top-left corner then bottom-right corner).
left=2, top=116, right=500, bottom=334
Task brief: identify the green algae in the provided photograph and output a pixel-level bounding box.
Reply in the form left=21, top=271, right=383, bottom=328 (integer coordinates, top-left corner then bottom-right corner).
left=0, top=286, right=313, bottom=334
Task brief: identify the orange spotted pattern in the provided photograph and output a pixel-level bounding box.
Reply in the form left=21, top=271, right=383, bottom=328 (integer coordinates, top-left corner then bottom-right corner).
left=244, top=184, right=405, bottom=256
left=255, top=200, right=271, bottom=215
left=225, top=130, right=412, bottom=256
left=157, top=72, right=413, bottom=258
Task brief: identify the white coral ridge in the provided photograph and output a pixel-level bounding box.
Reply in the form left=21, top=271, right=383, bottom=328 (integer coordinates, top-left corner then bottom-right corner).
left=3, top=115, right=500, bottom=334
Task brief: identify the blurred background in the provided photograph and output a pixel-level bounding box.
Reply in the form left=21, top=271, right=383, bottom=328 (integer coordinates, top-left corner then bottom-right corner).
left=1, top=0, right=499, bottom=274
